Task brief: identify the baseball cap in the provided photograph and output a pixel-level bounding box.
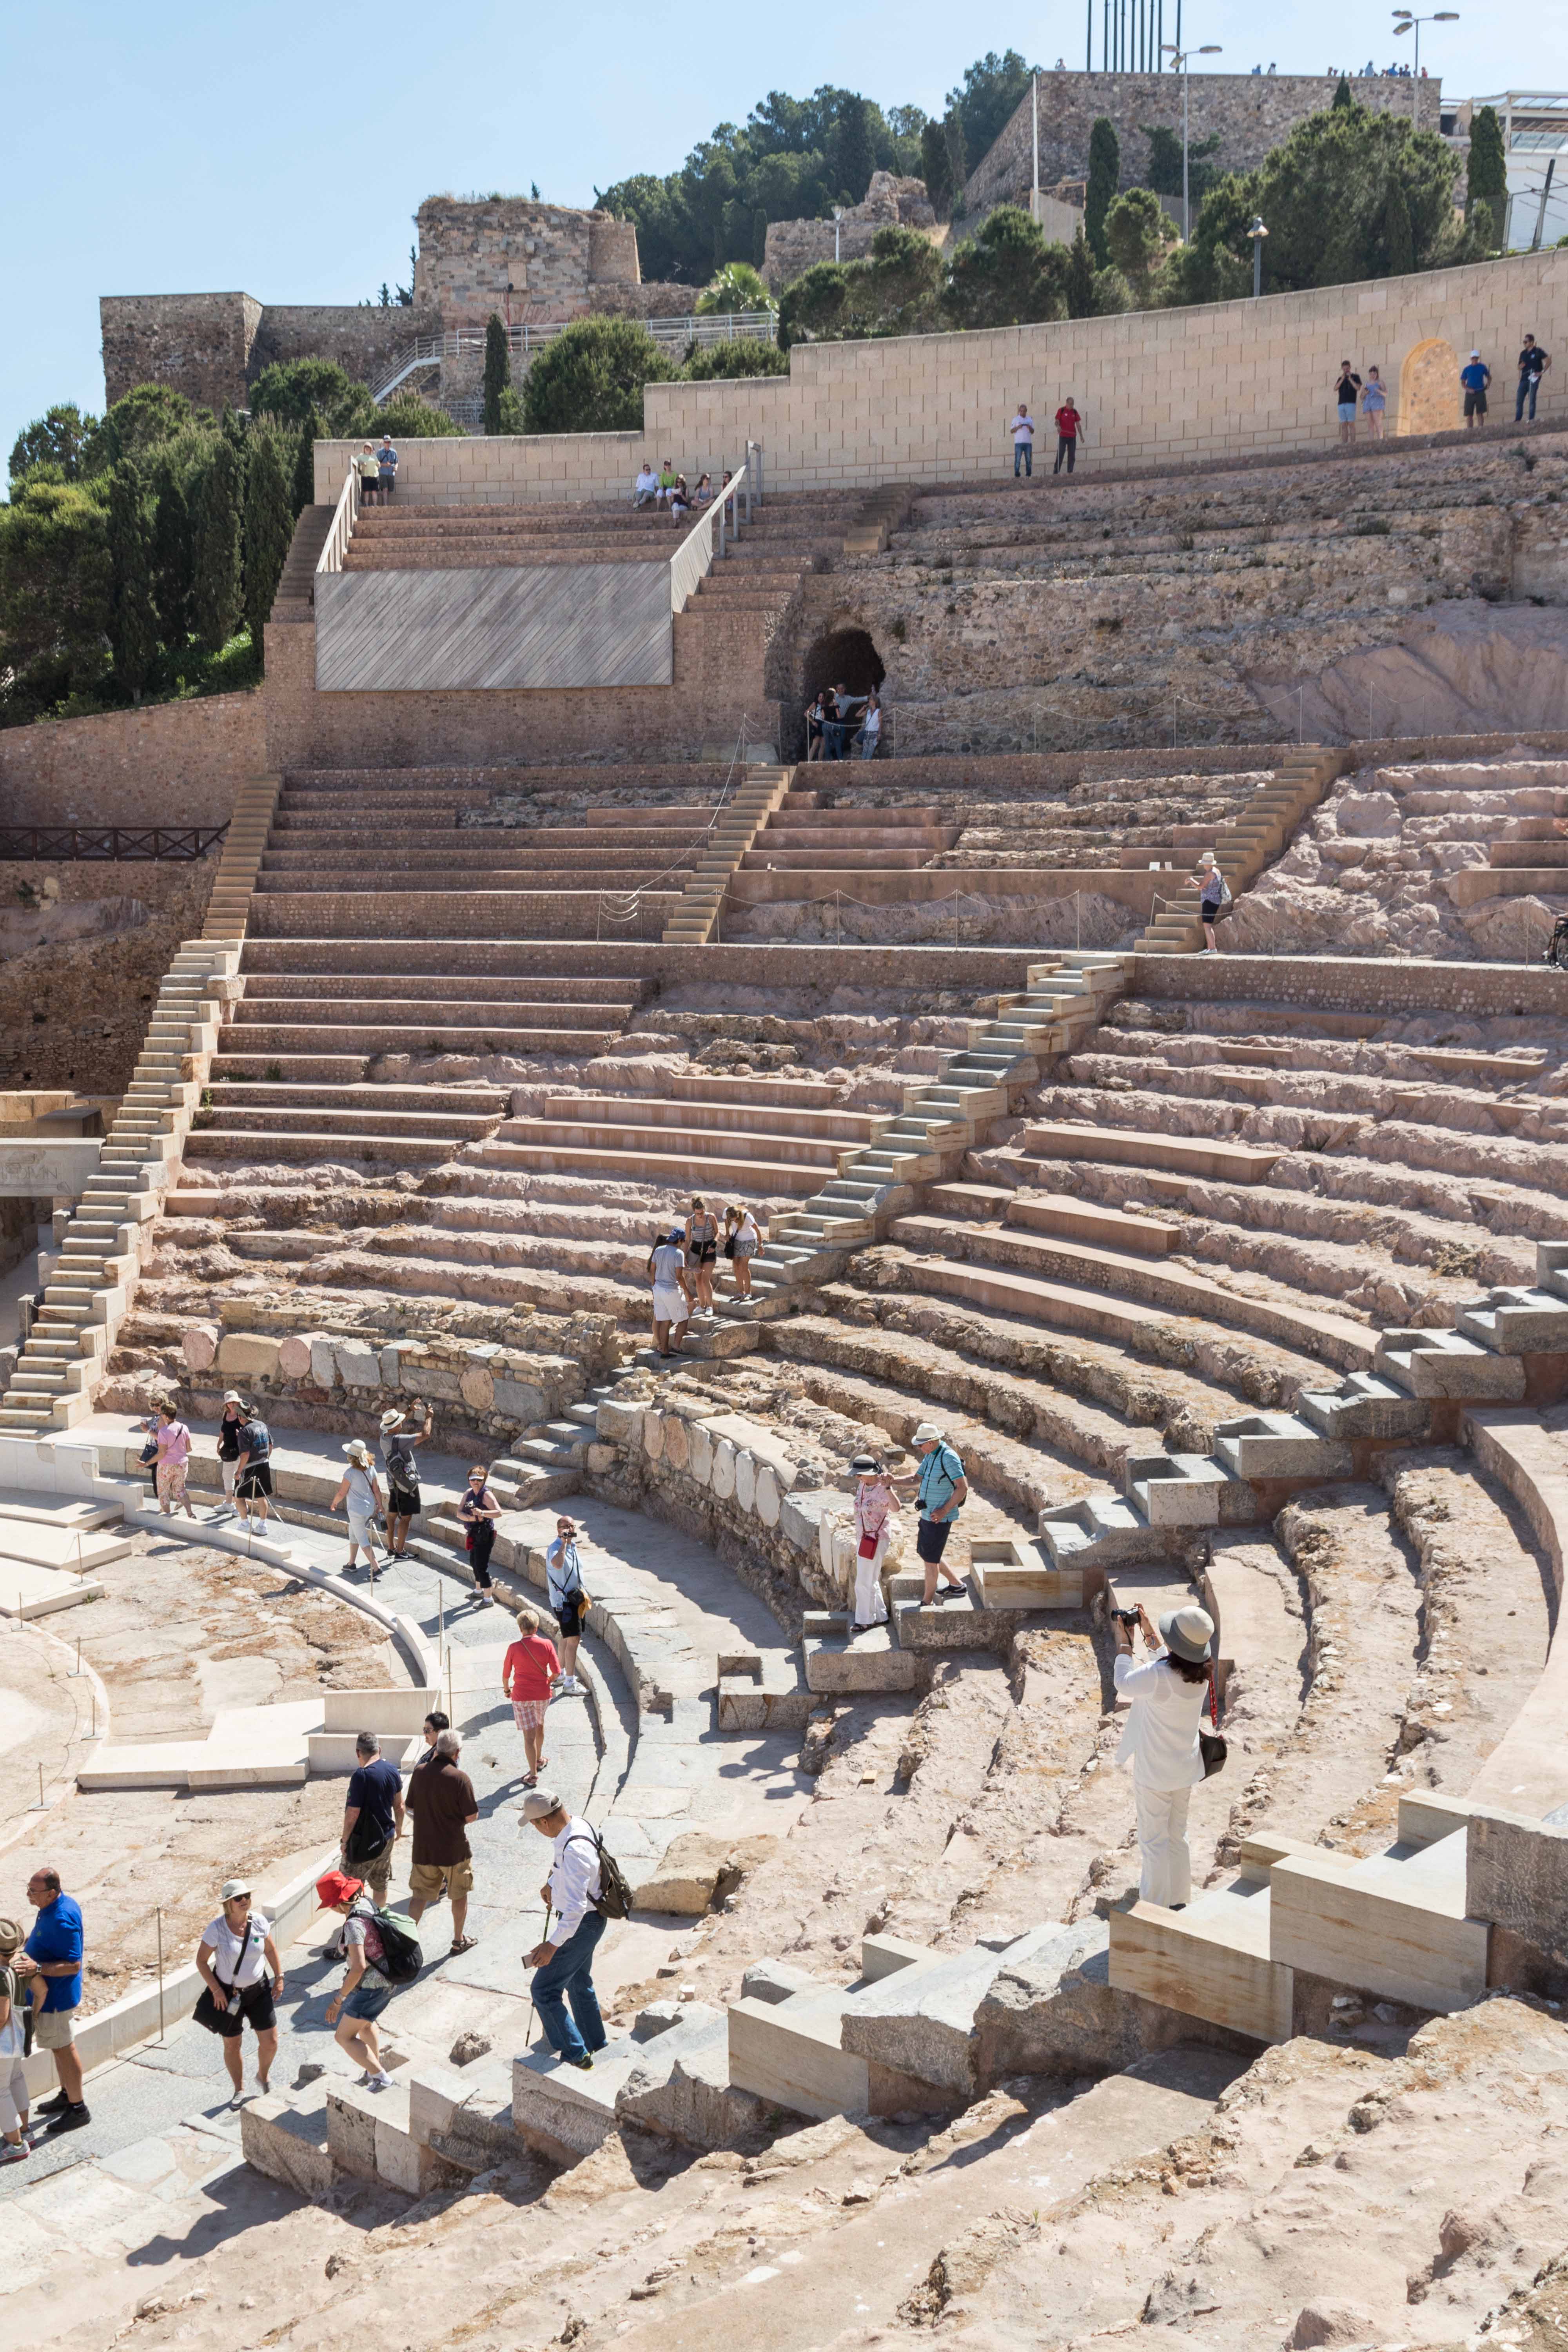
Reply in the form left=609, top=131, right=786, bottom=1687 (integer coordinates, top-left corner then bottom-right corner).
left=520, top=1788, right=564, bottom=1821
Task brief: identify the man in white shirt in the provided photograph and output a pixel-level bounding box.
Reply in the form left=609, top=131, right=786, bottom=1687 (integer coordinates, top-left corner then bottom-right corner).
left=1008, top=400, right=1036, bottom=479
left=633, top=463, right=659, bottom=508
left=545, top=1515, right=589, bottom=1695
left=646, top=1228, right=691, bottom=1358
left=520, top=1788, right=607, bottom=2070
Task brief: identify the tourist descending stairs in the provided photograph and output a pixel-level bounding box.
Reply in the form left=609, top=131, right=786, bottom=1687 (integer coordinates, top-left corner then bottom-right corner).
left=718, top=951, right=1135, bottom=1319
left=1135, top=745, right=1347, bottom=952
left=0, top=942, right=240, bottom=1436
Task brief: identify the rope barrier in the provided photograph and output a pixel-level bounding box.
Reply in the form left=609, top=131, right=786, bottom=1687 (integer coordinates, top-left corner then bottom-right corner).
left=591, top=718, right=754, bottom=937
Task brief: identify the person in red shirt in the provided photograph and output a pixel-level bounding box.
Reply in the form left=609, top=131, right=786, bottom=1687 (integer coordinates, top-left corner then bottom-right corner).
left=503, top=1606, right=561, bottom=1789
left=1053, top=397, right=1083, bottom=476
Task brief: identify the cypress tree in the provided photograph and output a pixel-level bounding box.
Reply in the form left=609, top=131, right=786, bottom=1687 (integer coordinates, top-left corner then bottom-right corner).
left=920, top=118, right=955, bottom=220
left=192, top=436, right=243, bottom=653
left=1382, top=175, right=1416, bottom=277
left=294, top=408, right=322, bottom=513
left=1332, top=75, right=1354, bottom=109
left=1086, top=118, right=1121, bottom=264
left=1466, top=104, right=1507, bottom=247
left=107, top=460, right=157, bottom=701
left=1065, top=228, right=1098, bottom=318
left=151, top=464, right=193, bottom=648
left=837, top=95, right=876, bottom=205
left=243, top=421, right=294, bottom=650
left=482, top=313, right=510, bottom=437
left=944, top=110, right=968, bottom=215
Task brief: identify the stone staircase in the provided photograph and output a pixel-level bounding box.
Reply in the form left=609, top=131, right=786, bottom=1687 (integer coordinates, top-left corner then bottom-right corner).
left=0, top=942, right=240, bottom=1436
left=718, top=950, right=1135, bottom=1318
left=1135, top=744, right=1348, bottom=952
left=200, top=775, right=281, bottom=943
left=660, top=764, right=794, bottom=944
left=268, top=505, right=335, bottom=626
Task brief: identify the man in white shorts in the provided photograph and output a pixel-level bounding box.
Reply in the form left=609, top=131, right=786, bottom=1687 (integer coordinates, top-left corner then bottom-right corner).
left=646, top=1228, right=691, bottom=1359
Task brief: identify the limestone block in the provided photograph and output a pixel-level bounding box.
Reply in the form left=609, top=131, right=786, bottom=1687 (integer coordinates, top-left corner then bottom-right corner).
left=753, top=1463, right=782, bottom=1527
left=587, top=1443, right=617, bottom=1474
left=181, top=1321, right=220, bottom=1372
left=688, top=1422, right=713, bottom=1483
left=493, top=1377, right=546, bottom=1423
left=663, top=1414, right=690, bottom=1472
left=276, top=1332, right=314, bottom=1382
left=335, top=1341, right=381, bottom=1389
left=841, top=1921, right=1103, bottom=2096
left=741, top=1960, right=824, bottom=2005
left=710, top=1437, right=736, bottom=1500
left=644, top=1411, right=665, bottom=1463
left=596, top=1399, right=642, bottom=1445
left=240, top=2083, right=333, bottom=2200
left=1466, top=1804, right=1568, bottom=1967
left=310, top=1339, right=337, bottom=1390
left=735, top=1450, right=757, bottom=1515
left=727, top=1993, right=869, bottom=2122
left=325, top=2080, right=381, bottom=2180
left=818, top=1500, right=846, bottom=1576
left=635, top=1829, right=776, bottom=1916
left=406, top=1367, right=462, bottom=1402
left=218, top=1332, right=281, bottom=1382
left=782, top=1488, right=830, bottom=1553
left=381, top=1343, right=426, bottom=1387
left=459, top=1365, right=495, bottom=1414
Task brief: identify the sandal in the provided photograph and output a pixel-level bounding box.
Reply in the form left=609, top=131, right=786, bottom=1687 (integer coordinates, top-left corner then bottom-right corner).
left=523, top=1772, right=537, bottom=1789
left=450, top=1935, right=478, bottom=1955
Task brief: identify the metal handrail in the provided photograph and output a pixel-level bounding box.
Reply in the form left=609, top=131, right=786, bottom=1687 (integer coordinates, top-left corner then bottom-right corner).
left=316, top=463, right=359, bottom=575
left=0, top=827, right=229, bottom=863
left=670, top=462, right=748, bottom=615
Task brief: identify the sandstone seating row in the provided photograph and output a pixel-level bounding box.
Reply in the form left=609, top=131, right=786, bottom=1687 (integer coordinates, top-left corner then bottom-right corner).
left=0, top=1485, right=127, bottom=1619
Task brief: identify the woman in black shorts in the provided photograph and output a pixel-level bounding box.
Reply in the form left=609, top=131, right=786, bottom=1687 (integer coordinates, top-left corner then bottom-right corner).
left=684, top=1195, right=719, bottom=1318
left=195, top=1879, right=283, bottom=2103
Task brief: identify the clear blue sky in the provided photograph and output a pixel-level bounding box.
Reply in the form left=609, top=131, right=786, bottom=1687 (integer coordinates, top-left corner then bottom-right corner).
left=2, top=0, right=1557, bottom=475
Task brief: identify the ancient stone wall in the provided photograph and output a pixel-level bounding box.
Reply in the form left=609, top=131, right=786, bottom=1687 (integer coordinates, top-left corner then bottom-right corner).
left=963, top=71, right=1446, bottom=217
left=762, top=172, right=940, bottom=292
left=0, top=692, right=264, bottom=828
left=248, top=304, right=441, bottom=390
left=100, top=293, right=263, bottom=414
left=315, top=247, right=1567, bottom=499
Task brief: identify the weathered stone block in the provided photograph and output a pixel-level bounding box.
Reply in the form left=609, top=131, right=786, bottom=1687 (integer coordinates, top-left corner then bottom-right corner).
left=688, top=1422, right=713, bottom=1483
left=596, top=1399, right=642, bottom=1444
left=754, top=1463, right=782, bottom=1527
left=587, top=1443, right=617, bottom=1473
left=335, top=1341, right=381, bottom=1389
left=459, top=1365, right=495, bottom=1413
left=644, top=1411, right=665, bottom=1462
left=276, top=1332, right=314, bottom=1381
left=310, top=1338, right=337, bottom=1390
left=663, top=1414, right=690, bottom=1471
left=181, top=1321, right=219, bottom=1372
left=734, top=1449, right=757, bottom=1514
left=493, top=1377, right=546, bottom=1423
left=781, top=1488, right=829, bottom=1553
left=710, top=1437, right=736, bottom=1500
left=218, top=1332, right=281, bottom=1381
left=1467, top=1804, right=1568, bottom=1969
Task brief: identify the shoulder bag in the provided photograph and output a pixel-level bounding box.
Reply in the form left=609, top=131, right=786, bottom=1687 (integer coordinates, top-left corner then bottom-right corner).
left=1200, top=1666, right=1227, bottom=1778
left=193, top=1913, right=254, bottom=2032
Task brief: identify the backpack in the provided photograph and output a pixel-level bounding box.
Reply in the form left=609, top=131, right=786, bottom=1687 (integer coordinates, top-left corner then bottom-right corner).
left=565, top=1827, right=632, bottom=1922
left=387, top=1437, right=419, bottom=1495
left=368, top=1906, right=423, bottom=1984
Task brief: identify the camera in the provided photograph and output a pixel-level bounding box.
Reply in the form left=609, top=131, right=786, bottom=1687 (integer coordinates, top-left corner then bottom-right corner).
left=1111, top=1607, right=1140, bottom=1628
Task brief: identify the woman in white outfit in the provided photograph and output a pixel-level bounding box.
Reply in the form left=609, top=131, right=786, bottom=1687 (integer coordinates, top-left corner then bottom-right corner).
left=332, top=1440, right=383, bottom=1574
left=1112, top=1602, right=1215, bottom=1909
left=848, top=1452, right=897, bottom=1633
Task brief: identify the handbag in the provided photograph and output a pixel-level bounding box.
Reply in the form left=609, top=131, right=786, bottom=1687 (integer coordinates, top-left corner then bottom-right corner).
left=1199, top=1666, right=1227, bottom=1778
left=193, top=1913, right=254, bottom=2032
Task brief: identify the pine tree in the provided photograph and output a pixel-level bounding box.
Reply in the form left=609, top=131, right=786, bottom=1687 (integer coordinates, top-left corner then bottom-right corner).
left=1382, top=174, right=1416, bottom=277
left=920, top=118, right=955, bottom=220
left=107, top=460, right=158, bottom=700
left=242, top=421, right=294, bottom=650
left=1065, top=228, right=1098, bottom=318
left=192, top=436, right=243, bottom=654
left=151, top=465, right=193, bottom=648
left=1466, top=104, right=1507, bottom=247
left=483, top=314, right=510, bottom=436
left=1086, top=118, right=1121, bottom=265
left=837, top=96, right=876, bottom=205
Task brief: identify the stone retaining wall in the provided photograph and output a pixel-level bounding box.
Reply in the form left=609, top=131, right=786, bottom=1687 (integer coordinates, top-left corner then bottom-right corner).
left=0, top=691, right=263, bottom=828
left=1132, top=950, right=1568, bottom=1016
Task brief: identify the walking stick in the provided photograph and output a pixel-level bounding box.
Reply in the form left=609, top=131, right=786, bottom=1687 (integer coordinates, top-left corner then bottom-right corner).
left=523, top=1894, right=552, bottom=2049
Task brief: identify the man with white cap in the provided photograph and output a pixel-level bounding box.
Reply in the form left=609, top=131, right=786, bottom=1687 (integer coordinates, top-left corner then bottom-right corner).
left=1112, top=1600, right=1216, bottom=1909
left=519, top=1787, right=608, bottom=2071
left=1460, top=347, right=1491, bottom=428
left=889, top=1424, right=969, bottom=1607
left=330, top=1440, right=383, bottom=1574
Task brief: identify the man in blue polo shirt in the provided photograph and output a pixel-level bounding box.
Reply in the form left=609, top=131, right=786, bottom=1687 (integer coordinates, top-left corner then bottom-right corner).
left=891, top=1422, right=970, bottom=1607
left=20, top=1865, right=89, bottom=2131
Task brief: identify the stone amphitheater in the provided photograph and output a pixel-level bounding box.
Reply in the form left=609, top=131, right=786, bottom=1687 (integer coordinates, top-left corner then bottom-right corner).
left=9, top=370, right=1568, bottom=2352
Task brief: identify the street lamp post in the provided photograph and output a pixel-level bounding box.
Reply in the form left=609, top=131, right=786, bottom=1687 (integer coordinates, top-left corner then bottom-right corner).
left=1249, top=214, right=1269, bottom=297
left=1391, top=11, right=1460, bottom=135
left=1161, top=40, right=1223, bottom=238
left=832, top=205, right=844, bottom=263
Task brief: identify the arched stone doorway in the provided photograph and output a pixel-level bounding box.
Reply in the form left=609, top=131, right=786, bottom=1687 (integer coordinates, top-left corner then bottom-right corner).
left=803, top=626, right=886, bottom=705
left=1399, top=337, right=1460, bottom=437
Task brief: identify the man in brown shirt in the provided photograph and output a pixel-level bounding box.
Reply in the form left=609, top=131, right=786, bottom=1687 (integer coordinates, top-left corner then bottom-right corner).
left=405, top=1727, right=479, bottom=1955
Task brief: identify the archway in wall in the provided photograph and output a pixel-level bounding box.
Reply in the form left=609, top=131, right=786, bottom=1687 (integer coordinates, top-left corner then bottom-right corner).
left=1399, top=337, right=1461, bottom=437
left=783, top=626, right=887, bottom=761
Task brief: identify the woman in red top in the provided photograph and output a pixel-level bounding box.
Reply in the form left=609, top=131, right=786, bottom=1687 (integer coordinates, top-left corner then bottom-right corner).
left=503, top=1606, right=561, bottom=1788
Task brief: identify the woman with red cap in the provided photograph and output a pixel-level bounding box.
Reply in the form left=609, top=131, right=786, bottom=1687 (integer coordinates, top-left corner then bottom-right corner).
left=316, top=1870, right=395, bottom=2090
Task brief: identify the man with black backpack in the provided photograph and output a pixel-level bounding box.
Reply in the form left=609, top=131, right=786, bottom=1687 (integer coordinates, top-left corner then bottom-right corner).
left=519, top=1788, right=628, bottom=2072
left=341, top=1731, right=404, bottom=1904
left=379, top=1399, right=432, bottom=1561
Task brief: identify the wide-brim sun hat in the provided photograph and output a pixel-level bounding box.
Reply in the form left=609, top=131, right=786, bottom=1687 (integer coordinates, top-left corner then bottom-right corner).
left=911, top=1422, right=944, bottom=1445
left=223, top=1391, right=246, bottom=1406
left=220, top=1878, right=252, bottom=1903
left=342, top=1440, right=371, bottom=1463
left=379, top=1408, right=405, bottom=1430
left=1159, top=1604, right=1216, bottom=1665
left=0, top=1916, right=20, bottom=1953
